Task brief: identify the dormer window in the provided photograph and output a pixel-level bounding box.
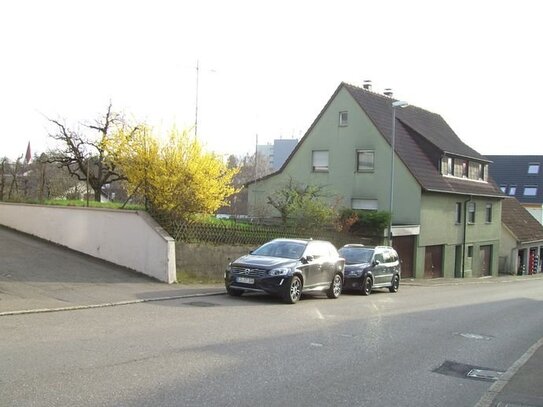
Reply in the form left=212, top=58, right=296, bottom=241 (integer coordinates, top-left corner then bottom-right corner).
left=441, top=155, right=488, bottom=182
left=528, top=163, right=540, bottom=174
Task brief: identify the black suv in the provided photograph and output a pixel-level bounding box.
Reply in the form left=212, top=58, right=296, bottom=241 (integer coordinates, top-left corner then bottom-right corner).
left=338, top=244, right=401, bottom=295
left=225, top=238, right=345, bottom=304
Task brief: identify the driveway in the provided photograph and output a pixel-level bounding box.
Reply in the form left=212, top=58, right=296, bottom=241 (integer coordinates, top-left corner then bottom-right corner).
left=0, top=225, right=224, bottom=314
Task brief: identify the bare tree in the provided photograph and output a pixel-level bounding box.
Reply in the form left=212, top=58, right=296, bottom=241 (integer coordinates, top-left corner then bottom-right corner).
left=267, top=178, right=333, bottom=226
left=220, top=152, right=274, bottom=216
left=0, top=157, right=7, bottom=201
left=47, top=103, right=136, bottom=201
left=7, top=156, right=23, bottom=200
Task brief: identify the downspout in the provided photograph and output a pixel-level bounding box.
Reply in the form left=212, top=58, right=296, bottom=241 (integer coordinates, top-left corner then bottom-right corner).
left=461, top=195, right=472, bottom=278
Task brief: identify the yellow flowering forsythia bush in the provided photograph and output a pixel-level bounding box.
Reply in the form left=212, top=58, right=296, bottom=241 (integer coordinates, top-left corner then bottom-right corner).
left=108, top=126, right=239, bottom=219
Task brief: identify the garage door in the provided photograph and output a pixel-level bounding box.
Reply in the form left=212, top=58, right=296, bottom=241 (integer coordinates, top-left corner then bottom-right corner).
left=393, top=236, right=415, bottom=278
left=424, top=245, right=443, bottom=278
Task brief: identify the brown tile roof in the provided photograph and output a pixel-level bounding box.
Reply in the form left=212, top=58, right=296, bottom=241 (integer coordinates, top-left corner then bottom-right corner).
left=501, top=197, right=543, bottom=243
left=249, top=82, right=505, bottom=199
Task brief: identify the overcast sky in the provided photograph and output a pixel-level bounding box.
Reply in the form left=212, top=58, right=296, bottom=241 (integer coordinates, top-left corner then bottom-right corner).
left=1, top=0, right=541, bottom=161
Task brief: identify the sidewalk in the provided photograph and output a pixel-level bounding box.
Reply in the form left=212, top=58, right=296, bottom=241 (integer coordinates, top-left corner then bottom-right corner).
left=0, top=279, right=226, bottom=316
left=401, top=274, right=543, bottom=287
left=476, top=337, right=543, bottom=407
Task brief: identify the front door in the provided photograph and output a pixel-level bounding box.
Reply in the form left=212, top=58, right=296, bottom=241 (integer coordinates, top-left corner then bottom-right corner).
left=302, top=242, right=325, bottom=288
left=479, top=245, right=492, bottom=277
left=424, top=245, right=443, bottom=278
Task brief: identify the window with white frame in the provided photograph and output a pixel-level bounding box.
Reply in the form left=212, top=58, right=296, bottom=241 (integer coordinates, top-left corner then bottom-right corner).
left=523, top=186, right=538, bottom=196
left=312, top=150, right=329, bottom=172
left=468, top=162, right=483, bottom=180
left=351, top=199, right=378, bottom=210
left=509, top=185, right=517, bottom=196
left=499, top=185, right=507, bottom=193
left=339, top=111, right=348, bottom=127
left=447, top=157, right=454, bottom=176
left=485, top=203, right=492, bottom=223
left=455, top=202, right=462, bottom=224
left=454, top=159, right=468, bottom=178
left=467, top=202, right=476, bottom=223
left=442, top=155, right=487, bottom=181
left=357, top=150, right=375, bottom=172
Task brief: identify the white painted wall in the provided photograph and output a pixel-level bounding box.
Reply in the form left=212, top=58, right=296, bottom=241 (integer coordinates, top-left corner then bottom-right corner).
left=0, top=203, right=176, bottom=283
left=525, top=206, right=543, bottom=225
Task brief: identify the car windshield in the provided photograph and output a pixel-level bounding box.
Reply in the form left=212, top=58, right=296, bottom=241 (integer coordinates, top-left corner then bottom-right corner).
left=252, top=241, right=306, bottom=259
left=339, top=247, right=374, bottom=264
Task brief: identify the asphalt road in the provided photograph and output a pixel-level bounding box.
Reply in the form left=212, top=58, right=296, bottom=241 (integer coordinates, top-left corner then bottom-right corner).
left=2, top=280, right=543, bottom=406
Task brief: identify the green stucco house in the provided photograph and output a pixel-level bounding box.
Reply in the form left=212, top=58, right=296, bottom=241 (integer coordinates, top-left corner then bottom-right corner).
left=248, top=82, right=504, bottom=279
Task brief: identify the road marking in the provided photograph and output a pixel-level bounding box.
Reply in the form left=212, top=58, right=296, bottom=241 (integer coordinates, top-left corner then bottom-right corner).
left=458, top=332, right=494, bottom=341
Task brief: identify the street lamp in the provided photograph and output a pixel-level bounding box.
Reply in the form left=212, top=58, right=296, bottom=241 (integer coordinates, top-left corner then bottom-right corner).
left=388, top=100, right=409, bottom=246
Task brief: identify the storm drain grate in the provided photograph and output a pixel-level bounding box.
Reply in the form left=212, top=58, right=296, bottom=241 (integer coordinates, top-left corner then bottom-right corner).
left=433, top=360, right=504, bottom=382
left=184, top=301, right=219, bottom=307
left=466, top=369, right=503, bottom=381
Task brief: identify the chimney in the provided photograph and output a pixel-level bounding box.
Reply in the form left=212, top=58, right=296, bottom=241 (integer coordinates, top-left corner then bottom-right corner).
left=363, top=80, right=372, bottom=91
left=384, top=88, right=393, bottom=97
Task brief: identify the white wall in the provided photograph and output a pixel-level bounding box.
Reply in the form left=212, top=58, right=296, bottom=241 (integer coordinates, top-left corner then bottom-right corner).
left=0, top=203, right=176, bottom=283
left=525, top=206, right=543, bottom=225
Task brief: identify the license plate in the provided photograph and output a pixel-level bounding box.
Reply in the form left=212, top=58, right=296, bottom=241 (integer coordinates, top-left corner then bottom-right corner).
left=236, top=277, right=254, bottom=284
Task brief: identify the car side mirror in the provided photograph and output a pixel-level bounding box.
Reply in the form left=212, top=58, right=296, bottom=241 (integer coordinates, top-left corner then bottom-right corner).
left=303, top=255, right=314, bottom=264
left=373, top=260, right=380, bottom=266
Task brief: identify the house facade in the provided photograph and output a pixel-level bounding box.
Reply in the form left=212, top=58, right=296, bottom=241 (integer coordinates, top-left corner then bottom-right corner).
left=500, top=197, right=543, bottom=275
left=486, top=155, right=543, bottom=225
left=248, top=82, right=504, bottom=278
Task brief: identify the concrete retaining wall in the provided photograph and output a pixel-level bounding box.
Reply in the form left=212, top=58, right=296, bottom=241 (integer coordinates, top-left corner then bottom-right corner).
left=0, top=203, right=176, bottom=283
left=176, top=242, right=253, bottom=279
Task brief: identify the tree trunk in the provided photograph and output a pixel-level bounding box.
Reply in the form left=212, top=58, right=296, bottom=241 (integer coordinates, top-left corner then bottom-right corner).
left=94, top=188, right=102, bottom=202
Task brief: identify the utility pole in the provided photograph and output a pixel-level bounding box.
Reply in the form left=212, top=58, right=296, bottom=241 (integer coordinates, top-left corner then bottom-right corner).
left=194, top=60, right=200, bottom=139
left=194, top=60, right=216, bottom=139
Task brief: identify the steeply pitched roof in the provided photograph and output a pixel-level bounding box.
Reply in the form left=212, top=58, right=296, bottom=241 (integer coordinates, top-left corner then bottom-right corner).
left=343, top=83, right=503, bottom=197
left=501, top=197, right=543, bottom=243
left=485, top=155, right=543, bottom=204
left=250, top=82, right=504, bottom=198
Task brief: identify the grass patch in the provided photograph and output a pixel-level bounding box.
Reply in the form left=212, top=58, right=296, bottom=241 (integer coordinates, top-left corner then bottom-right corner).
left=8, top=198, right=145, bottom=211
left=176, top=270, right=224, bottom=285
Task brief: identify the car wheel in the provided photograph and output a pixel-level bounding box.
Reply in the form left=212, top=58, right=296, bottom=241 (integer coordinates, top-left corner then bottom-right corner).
left=227, top=287, right=243, bottom=297
left=361, top=275, right=372, bottom=296
left=327, top=273, right=343, bottom=299
left=389, top=275, right=400, bottom=293
left=282, top=275, right=302, bottom=304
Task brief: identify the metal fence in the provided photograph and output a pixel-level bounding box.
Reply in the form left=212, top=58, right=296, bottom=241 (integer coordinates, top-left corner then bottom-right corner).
left=154, top=214, right=380, bottom=248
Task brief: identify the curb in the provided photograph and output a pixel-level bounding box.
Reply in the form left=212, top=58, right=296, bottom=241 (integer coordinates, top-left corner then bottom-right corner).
left=0, top=291, right=226, bottom=317
left=401, top=275, right=543, bottom=287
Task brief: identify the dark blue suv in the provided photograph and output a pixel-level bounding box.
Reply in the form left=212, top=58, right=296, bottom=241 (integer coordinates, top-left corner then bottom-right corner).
left=338, top=244, right=401, bottom=295
left=225, top=238, right=345, bottom=304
